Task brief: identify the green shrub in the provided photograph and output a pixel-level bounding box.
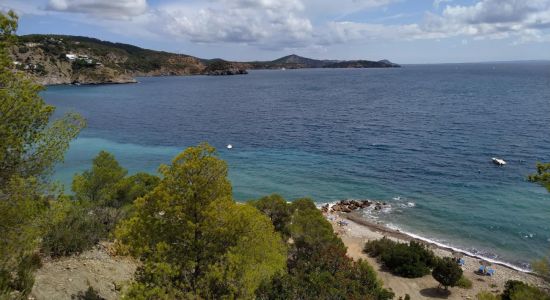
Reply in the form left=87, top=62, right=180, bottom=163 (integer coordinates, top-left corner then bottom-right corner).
left=255, top=197, right=394, bottom=300
left=365, top=238, right=436, bottom=278
left=432, top=257, right=463, bottom=290
left=457, top=275, right=473, bottom=289
left=364, top=237, right=398, bottom=257
left=248, top=194, right=292, bottom=238
left=476, top=291, right=500, bottom=300
left=502, top=280, right=550, bottom=300
left=42, top=203, right=119, bottom=257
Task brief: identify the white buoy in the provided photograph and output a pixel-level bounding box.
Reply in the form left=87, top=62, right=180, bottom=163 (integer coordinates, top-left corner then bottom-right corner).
left=226, top=144, right=233, bottom=149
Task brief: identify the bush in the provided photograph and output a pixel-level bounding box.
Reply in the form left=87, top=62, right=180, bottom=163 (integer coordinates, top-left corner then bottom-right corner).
left=456, top=275, right=473, bottom=289
left=432, top=257, right=463, bottom=290
left=255, top=197, right=394, bottom=300
left=248, top=194, right=292, bottom=238
left=42, top=203, right=119, bottom=257
left=365, top=238, right=437, bottom=278
left=364, top=237, right=398, bottom=257
left=476, top=291, right=500, bottom=300
left=502, top=280, right=550, bottom=300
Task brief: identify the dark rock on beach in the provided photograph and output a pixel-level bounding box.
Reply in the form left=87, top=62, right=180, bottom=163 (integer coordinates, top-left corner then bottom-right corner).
left=330, top=199, right=380, bottom=213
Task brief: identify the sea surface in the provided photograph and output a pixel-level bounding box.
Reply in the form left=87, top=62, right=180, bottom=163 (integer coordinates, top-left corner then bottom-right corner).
left=42, top=63, right=550, bottom=270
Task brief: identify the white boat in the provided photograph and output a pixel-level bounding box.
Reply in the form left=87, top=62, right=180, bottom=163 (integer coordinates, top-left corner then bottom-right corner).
left=226, top=144, right=233, bottom=149
left=492, top=157, right=506, bottom=166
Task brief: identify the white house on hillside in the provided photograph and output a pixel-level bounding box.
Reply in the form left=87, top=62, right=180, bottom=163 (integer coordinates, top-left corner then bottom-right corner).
left=65, top=54, right=77, bottom=60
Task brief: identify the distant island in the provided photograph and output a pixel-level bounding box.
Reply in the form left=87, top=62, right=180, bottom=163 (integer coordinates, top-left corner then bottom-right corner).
left=11, top=35, right=400, bottom=85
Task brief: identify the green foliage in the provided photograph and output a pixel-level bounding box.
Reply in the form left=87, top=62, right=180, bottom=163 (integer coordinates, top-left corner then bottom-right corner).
left=255, top=197, right=393, bottom=300
left=476, top=291, right=500, bottom=300
left=249, top=194, right=292, bottom=238
left=456, top=275, right=473, bottom=289
left=502, top=280, right=550, bottom=300
left=41, top=200, right=120, bottom=257
left=0, top=13, right=85, bottom=187
left=1, top=11, right=83, bottom=298
left=528, top=163, right=550, bottom=192
left=72, top=151, right=127, bottom=204
left=0, top=177, right=46, bottom=298
left=43, top=152, right=158, bottom=257
left=364, top=238, right=437, bottom=278
left=116, top=144, right=287, bottom=299
left=532, top=257, right=550, bottom=279
left=364, top=237, right=398, bottom=257
left=289, top=197, right=317, bottom=212
left=113, top=172, right=160, bottom=208
left=432, top=257, right=463, bottom=290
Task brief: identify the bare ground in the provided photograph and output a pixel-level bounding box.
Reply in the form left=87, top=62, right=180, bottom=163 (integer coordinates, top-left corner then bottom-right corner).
left=30, top=242, right=137, bottom=300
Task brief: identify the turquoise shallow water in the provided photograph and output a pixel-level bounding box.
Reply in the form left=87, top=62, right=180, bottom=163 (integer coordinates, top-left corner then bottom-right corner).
left=43, top=64, right=550, bottom=269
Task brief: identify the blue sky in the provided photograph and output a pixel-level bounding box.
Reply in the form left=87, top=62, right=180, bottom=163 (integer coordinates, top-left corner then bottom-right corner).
left=2, top=0, right=550, bottom=63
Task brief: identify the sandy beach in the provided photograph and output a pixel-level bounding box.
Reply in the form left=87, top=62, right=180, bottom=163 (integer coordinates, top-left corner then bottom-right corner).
left=326, top=211, right=549, bottom=299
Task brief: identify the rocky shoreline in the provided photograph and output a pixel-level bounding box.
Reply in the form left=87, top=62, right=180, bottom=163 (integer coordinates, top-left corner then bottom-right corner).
left=321, top=199, right=389, bottom=213
left=319, top=201, right=547, bottom=277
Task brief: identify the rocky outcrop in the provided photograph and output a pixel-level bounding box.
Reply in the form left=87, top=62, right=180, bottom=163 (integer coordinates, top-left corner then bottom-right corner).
left=323, top=200, right=388, bottom=213
left=203, top=60, right=248, bottom=76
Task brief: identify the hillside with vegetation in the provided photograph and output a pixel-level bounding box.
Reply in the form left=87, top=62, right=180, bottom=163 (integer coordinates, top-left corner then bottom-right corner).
left=10, top=34, right=248, bottom=85
left=11, top=35, right=399, bottom=85
left=247, top=54, right=400, bottom=70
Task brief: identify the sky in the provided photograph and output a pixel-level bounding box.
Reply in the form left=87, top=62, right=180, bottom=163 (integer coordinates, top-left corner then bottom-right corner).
left=2, top=0, right=550, bottom=63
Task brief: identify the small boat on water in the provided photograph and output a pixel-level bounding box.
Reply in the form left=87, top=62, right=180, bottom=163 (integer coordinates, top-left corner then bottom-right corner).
left=492, top=157, right=506, bottom=166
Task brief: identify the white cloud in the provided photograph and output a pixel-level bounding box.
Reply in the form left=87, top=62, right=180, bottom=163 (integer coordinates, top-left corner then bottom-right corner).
left=5, top=0, right=550, bottom=53
left=325, top=0, right=550, bottom=44
left=159, top=0, right=314, bottom=49
left=47, top=0, right=147, bottom=19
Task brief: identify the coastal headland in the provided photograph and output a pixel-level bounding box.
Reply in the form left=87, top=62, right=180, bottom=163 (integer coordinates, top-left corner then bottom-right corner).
left=11, top=35, right=400, bottom=85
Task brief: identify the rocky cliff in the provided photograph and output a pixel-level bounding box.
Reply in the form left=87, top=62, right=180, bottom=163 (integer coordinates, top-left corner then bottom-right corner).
left=11, top=35, right=224, bottom=85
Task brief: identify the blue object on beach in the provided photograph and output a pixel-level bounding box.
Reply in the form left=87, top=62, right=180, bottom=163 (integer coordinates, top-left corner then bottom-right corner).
left=487, top=268, right=495, bottom=276
left=458, top=258, right=465, bottom=266
left=478, top=266, right=485, bottom=273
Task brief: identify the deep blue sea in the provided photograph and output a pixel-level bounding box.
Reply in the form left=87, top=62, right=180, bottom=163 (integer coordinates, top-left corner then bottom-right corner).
left=42, top=63, right=550, bottom=270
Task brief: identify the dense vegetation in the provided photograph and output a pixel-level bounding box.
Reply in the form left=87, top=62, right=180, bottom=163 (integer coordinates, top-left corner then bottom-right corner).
left=431, top=257, right=463, bottom=290
left=0, top=11, right=85, bottom=298
left=476, top=280, right=550, bottom=300
left=252, top=196, right=394, bottom=299
left=364, top=238, right=437, bottom=278
left=18, top=34, right=201, bottom=74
